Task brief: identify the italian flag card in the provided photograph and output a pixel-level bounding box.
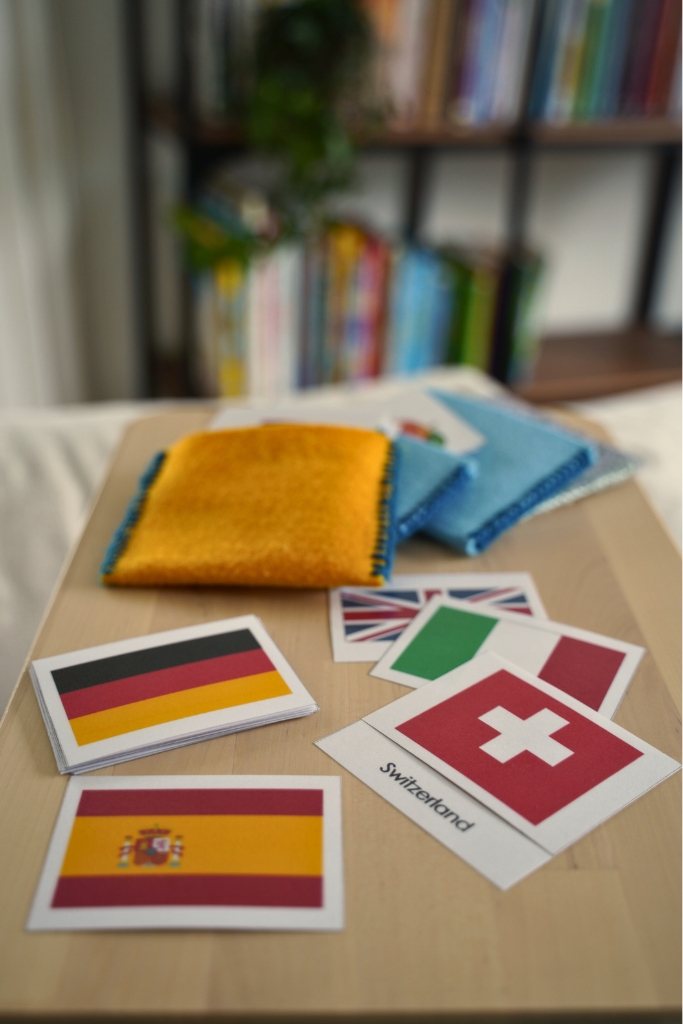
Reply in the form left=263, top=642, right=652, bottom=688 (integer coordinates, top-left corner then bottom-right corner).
left=370, top=596, right=644, bottom=718
left=28, top=776, right=343, bottom=930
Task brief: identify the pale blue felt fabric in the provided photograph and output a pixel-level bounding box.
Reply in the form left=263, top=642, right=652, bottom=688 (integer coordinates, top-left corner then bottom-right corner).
left=423, top=392, right=597, bottom=555
left=394, top=435, right=476, bottom=542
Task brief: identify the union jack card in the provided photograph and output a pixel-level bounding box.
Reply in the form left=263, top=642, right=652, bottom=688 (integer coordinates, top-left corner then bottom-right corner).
left=329, top=573, right=547, bottom=663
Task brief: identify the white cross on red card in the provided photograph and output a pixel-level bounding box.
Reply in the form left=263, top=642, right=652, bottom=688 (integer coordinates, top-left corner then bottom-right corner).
left=478, top=706, right=573, bottom=766
left=364, top=653, right=680, bottom=854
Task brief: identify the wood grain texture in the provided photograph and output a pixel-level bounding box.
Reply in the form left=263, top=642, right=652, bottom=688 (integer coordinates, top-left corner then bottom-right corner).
left=0, top=408, right=679, bottom=1020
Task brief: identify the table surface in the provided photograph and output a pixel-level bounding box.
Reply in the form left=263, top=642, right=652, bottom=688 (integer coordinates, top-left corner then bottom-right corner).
left=0, top=407, right=680, bottom=1021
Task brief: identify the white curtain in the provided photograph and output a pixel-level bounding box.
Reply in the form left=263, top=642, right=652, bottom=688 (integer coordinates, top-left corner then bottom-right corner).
left=0, top=0, right=86, bottom=408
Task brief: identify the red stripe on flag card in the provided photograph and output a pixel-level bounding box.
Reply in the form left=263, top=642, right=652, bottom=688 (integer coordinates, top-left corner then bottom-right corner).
left=538, top=636, right=626, bottom=711
left=59, top=648, right=274, bottom=720
left=51, top=873, right=323, bottom=908
left=76, top=789, right=323, bottom=818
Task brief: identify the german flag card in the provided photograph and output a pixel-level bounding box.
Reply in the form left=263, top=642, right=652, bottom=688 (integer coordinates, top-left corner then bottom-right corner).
left=371, top=595, right=644, bottom=718
left=30, top=617, right=318, bottom=773
left=27, top=775, right=343, bottom=931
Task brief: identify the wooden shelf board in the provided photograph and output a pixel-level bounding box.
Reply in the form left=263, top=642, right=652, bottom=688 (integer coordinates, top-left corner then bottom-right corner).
left=514, top=328, right=682, bottom=403
left=146, top=96, right=681, bottom=150
left=529, top=117, right=682, bottom=147
left=348, top=121, right=516, bottom=147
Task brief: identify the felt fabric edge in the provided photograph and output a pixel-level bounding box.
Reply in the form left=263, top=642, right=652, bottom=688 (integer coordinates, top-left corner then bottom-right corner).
left=370, top=440, right=399, bottom=584
left=100, top=450, right=167, bottom=581
left=396, top=456, right=477, bottom=542
left=427, top=443, right=597, bottom=556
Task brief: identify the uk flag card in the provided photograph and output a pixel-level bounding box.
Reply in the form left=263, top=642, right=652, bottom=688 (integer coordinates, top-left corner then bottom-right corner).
left=370, top=596, right=644, bottom=718
left=364, top=654, right=680, bottom=856
left=329, top=573, right=547, bottom=663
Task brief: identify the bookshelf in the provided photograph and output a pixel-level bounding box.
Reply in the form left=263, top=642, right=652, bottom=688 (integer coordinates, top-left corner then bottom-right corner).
left=127, top=1, right=682, bottom=401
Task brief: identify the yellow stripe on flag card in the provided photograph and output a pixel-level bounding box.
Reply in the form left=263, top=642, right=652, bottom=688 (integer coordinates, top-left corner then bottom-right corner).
left=60, top=814, right=323, bottom=877
left=69, top=670, right=291, bottom=745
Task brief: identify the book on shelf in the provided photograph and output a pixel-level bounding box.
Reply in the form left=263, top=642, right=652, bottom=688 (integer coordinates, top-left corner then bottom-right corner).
left=529, top=0, right=682, bottom=122
left=192, top=221, right=545, bottom=399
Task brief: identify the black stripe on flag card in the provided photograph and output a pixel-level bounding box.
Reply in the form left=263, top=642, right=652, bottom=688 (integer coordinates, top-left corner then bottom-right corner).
left=51, top=629, right=261, bottom=695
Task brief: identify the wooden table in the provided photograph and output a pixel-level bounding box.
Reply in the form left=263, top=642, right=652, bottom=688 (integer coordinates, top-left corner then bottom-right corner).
left=0, top=408, right=680, bottom=1021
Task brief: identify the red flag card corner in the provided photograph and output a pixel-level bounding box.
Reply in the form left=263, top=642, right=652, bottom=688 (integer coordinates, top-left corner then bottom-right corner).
left=27, top=776, right=343, bottom=931
left=364, top=654, right=680, bottom=855
left=370, top=595, right=644, bottom=718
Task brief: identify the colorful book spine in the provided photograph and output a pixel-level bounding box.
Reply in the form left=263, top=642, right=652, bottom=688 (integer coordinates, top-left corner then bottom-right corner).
left=526, top=0, right=680, bottom=120
left=646, top=0, right=682, bottom=115
left=442, top=255, right=471, bottom=364
left=473, top=0, right=508, bottom=123
left=528, top=0, right=563, bottom=119
left=193, top=224, right=545, bottom=395
left=506, top=253, right=545, bottom=384
left=490, top=0, right=535, bottom=123
left=489, top=250, right=545, bottom=383
left=421, top=0, right=457, bottom=126
left=596, top=0, right=634, bottom=117
left=458, top=253, right=501, bottom=370
left=214, top=259, right=248, bottom=398
left=573, top=0, right=608, bottom=120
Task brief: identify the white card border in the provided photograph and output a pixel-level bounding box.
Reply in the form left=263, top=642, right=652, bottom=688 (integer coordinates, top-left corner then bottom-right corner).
left=316, top=721, right=551, bottom=890
left=30, top=616, right=317, bottom=771
left=27, top=774, right=343, bottom=931
left=209, top=388, right=486, bottom=457
left=365, top=653, right=680, bottom=855
left=370, top=594, right=644, bottom=717
left=329, top=573, right=548, bottom=663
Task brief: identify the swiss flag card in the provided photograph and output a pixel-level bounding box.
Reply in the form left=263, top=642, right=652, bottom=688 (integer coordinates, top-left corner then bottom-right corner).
left=364, top=654, right=680, bottom=855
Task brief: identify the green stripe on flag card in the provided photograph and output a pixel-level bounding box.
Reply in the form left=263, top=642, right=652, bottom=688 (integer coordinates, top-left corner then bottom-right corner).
left=370, top=595, right=646, bottom=719
left=392, top=607, right=496, bottom=680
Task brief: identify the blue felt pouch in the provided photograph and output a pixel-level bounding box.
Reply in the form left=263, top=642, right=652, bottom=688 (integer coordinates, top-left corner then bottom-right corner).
left=393, top=435, right=477, bottom=542
left=423, top=391, right=597, bottom=555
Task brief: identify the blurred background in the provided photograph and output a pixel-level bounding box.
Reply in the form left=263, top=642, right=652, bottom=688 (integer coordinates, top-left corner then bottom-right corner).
left=0, top=0, right=680, bottom=407
left=0, top=0, right=680, bottom=708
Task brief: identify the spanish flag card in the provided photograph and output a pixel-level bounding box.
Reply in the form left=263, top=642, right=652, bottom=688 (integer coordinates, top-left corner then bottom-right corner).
left=28, top=775, right=343, bottom=930
left=30, top=617, right=318, bottom=773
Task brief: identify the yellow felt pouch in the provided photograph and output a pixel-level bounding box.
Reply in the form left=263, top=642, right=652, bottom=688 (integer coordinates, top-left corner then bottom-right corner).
left=101, top=423, right=396, bottom=588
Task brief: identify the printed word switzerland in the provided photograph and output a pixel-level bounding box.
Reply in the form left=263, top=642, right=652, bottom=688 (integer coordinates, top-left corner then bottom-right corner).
left=379, top=763, right=474, bottom=831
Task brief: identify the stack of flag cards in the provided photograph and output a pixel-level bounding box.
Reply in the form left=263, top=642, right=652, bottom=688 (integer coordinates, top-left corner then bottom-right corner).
left=329, top=572, right=547, bottom=663
left=27, top=775, right=343, bottom=931
left=316, top=654, right=680, bottom=889
left=370, top=596, right=645, bottom=718
left=29, top=616, right=318, bottom=773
